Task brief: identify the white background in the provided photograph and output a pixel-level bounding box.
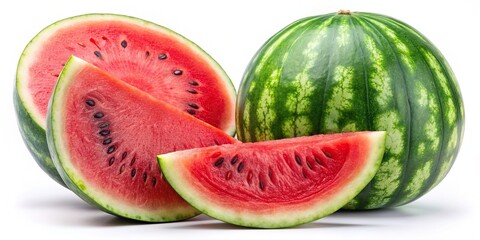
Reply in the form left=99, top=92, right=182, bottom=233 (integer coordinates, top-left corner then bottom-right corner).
left=1, top=0, right=479, bottom=239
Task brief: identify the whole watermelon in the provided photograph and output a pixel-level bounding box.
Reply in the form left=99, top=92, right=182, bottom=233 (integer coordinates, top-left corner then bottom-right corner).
left=236, top=10, right=465, bottom=209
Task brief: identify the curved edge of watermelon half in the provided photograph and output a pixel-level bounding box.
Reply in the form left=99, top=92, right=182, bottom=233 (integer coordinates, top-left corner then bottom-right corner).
left=14, top=90, right=65, bottom=186
left=158, top=131, right=386, bottom=228
left=14, top=13, right=237, bottom=187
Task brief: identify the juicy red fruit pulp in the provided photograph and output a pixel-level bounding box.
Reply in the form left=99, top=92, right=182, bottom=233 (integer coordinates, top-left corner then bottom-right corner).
left=30, top=16, right=234, bottom=131
left=56, top=57, right=237, bottom=214
left=192, top=133, right=371, bottom=210
left=157, top=131, right=385, bottom=227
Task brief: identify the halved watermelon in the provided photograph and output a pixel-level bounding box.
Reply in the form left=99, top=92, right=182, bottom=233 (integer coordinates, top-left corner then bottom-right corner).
left=15, top=13, right=236, bottom=186
left=158, top=131, right=386, bottom=228
left=46, top=56, right=238, bottom=222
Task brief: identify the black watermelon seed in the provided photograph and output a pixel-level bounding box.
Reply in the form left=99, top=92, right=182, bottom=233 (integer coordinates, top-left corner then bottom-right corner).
left=268, top=168, right=274, bottom=181
left=122, top=151, right=128, bottom=160
left=295, top=155, right=302, bottom=166
left=303, top=169, right=309, bottom=179
left=158, top=54, right=167, bottom=60
left=214, top=157, right=224, bottom=167
left=306, top=160, right=313, bottom=170
left=188, top=81, right=199, bottom=86
left=131, top=169, right=136, bottom=178
left=108, top=157, right=115, bottom=166
left=152, top=177, right=157, bottom=187
left=145, top=51, right=150, bottom=58
left=121, top=40, right=127, bottom=48
left=102, top=138, right=112, bottom=145
left=94, top=51, right=102, bottom=58
left=173, top=70, right=183, bottom=75
left=143, top=172, right=148, bottom=182
left=130, top=157, right=136, bottom=166
left=85, top=99, right=95, bottom=106
left=188, top=102, right=199, bottom=109
left=323, top=150, right=332, bottom=158
left=107, top=145, right=116, bottom=154
left=186, top=109, right=196, bottom=115
left=230, top=155, right=239, bottom=165
left=187, top=89, right=198, bottom=94
left=99, top=122, right=109, bottom=128
left=237, top=162, right=245, bottom=173
left=94, top=112, right=104, bottom=118
left=99, top=129, right=110, bottom=136
left=259, top=179, right=265, bottom=191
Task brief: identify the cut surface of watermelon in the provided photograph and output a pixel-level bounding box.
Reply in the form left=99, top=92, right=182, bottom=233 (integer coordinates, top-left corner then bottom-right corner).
left=47, top=56, right=238, bottom=222
left=15, top=13, right=236, bottom=186
left=158, top=131, right=386, bottom=228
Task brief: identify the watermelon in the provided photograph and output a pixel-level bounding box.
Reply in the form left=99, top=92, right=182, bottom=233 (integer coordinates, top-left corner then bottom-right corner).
left=14, top=13, right=236, bottom=186
left=158, top=131, right=386, bottom=228
left=46, top=56, right=238, bottom=222
left=236, top=10, right=464, bottom=209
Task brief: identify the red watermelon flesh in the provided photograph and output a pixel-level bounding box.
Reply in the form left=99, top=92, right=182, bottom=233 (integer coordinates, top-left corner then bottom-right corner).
left=46, top=56, right=238, bottom=222
left=22, top=14, right=235, bottom=132
left=15, top=13, right=236, bottom=187
left=158, top=131, right=386, bottom=228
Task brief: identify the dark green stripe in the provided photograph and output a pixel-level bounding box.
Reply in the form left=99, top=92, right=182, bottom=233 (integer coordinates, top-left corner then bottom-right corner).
left=13, top=88, right=66, bottom=187
left=344, top=15, right=377, bottom=208
left=365, top=16, right=415, bottom=207
left=237, top=17, right=306, bottom=141
left=420, top=50, right=459, bottom=193
left=278, top=14, right=338, bottom=137
left=380, top=15, right=460, bottom=203
left=271, top=15, right=334, bottom=139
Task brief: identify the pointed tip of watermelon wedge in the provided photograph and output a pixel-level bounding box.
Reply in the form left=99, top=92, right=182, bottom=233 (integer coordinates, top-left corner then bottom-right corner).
left=158, top=131, right=386, bottom=228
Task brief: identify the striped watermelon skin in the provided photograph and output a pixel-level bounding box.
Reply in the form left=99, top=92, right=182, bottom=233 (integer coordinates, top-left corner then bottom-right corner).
left=236, top=11, right=465, bottom=209
left=14, top=90, right=65, bottom=186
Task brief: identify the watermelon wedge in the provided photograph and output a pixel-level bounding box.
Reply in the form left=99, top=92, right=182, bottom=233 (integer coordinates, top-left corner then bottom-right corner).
left=158, top=131, right=386, bottom=228
left=46, top=56, right=238, bottom=222
left=15, top=13, right=236, bottom=186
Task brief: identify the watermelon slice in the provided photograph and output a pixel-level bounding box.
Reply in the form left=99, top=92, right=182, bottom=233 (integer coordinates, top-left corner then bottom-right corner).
left=15, top=13, right=236, bottom=186
left=158, top=131, right=386, bottom=228
left=46, top=56, right=238, bottom=222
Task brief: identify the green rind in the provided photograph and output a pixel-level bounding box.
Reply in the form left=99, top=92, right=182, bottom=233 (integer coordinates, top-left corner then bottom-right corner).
left=16, top=13, right=237, bottom=187
left=236, top=12, right=464, bottom=209
left=47, top=56, right=200, bottom=222
left=13, top=88, right=65, bottom=187
left=158, top=132, right=386, bottom=228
